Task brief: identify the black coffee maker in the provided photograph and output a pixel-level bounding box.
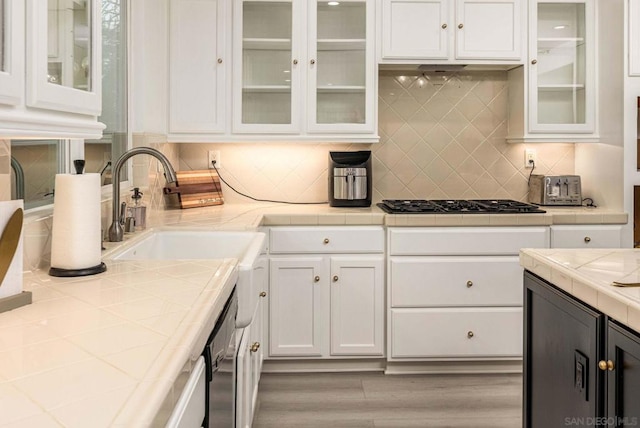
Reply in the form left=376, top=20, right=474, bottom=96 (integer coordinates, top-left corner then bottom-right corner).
left=328, top=151, right=372, bottom=207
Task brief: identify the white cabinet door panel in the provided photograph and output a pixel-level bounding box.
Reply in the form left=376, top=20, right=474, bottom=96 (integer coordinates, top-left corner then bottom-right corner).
left=269, top=257, right=329, bottom=357
left=381, top=0, right=449, bottom=59
left=390, top=256, right=523, bottom=307
left=391, top=307, right=523, bottom=358
left=455, top=0, right=522, bottom=60
left=270, top=226, right=384, bottom=254
left=550, top=225, right=623, bottom=249
left=330, top=256, right=384, bottom=356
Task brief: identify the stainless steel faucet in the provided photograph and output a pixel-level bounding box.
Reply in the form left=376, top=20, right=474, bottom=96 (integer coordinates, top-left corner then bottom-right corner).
left=107, top=147, right=177, bottom=242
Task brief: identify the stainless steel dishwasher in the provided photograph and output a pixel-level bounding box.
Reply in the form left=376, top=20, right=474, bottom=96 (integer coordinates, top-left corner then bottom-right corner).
left=203, top=289, right=238, bottom=427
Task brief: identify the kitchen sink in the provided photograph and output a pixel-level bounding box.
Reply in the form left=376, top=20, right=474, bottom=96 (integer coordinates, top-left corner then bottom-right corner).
left=110, top=228, right=267, bottom=328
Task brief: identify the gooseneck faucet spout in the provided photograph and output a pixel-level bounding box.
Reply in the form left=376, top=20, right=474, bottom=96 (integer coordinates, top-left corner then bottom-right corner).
left=107, top=147, right=177, bottom=242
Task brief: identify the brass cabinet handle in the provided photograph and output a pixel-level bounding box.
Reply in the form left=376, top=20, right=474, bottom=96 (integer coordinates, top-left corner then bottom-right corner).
left=598, top=360, right=615, bottom=371
left=323, top=238, right=330, bottom=244
left=310, top=59, right=316, bottom=65
left=466, top=280, right=473, bottom=288
left=293, top=59, right=298, bottom=65
left=531, top=59, right=538, bottom=65
left=467, top=331, right=474, bottom=338
left=259, top=291, right=267, bottom=297
left=441, top=23, right=447, bottom=29
left=250, top=342, right=260, bottom=353
left=584, top=236, right=591, bottom=243
left=333, top=275, right=339, bottom=282
left=217, top=58, right=223, bottom=64
left=458, top=23, right=464, bottom=29
left=314, top=275, right=320, bottom=282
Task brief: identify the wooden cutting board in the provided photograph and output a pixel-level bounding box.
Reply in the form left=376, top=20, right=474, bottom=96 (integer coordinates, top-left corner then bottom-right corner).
left=163, top=170, right=224, bottom=209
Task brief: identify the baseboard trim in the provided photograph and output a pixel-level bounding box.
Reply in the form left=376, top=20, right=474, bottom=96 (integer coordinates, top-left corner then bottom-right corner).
left=384, top=360, right=523, bottom=375
left=262, top=358, right=386, bottom=373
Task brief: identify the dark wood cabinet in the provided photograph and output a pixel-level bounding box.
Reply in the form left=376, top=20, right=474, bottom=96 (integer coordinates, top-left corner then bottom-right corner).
left=524, top=271, right=605, bottom=428
left=607, top=321, right=640, bottom=427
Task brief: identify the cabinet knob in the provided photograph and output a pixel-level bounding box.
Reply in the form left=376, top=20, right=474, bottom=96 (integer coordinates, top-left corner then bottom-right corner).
left=217, top=58, right=223, bottom=64
left=259, top=291, right=267, bottom=297
left=584, top=236, right=591, bottom=243
left=323, top=238, right=330, bottom=244
left=466, top=280, right=473, bottom=288
left=467, top=331, right=474, bottom=338
left=598, top=360, right=615, bottom=371
left=333, top=275, right=339, bottom=282
left=441, top=23, right=447, bottom=29
left=531, top=59, right=538, bottom=65
left=458, top=23, right=464, bottom=29
left=250, top=342, right=260, bottom=353
left=314, top=275, right=320, bottom=282
left=310, top=59, right=316, bottom=65
left=293, top=59, right=298, bottom=65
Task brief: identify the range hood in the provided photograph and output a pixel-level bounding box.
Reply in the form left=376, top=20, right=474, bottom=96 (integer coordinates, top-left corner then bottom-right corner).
left=379, top=63, right=522, bottom=72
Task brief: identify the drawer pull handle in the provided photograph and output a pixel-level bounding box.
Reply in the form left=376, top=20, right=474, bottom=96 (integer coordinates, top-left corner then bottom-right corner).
left=466, top=280, right=473, bottom=288
left=333, top=275, right=339, bottom=282
left=598, top=360, right=615, bottom=371
left=250, top=342, right=260, bottom=353
left=259, top=291, right=267, bottom=297
left=314, top=276, right=320, bottom=282
left=467, top=331, right=474, bottom=338
left=584, top=236, right=591, bottom=243
left=323, top=238, right=330, bottom=244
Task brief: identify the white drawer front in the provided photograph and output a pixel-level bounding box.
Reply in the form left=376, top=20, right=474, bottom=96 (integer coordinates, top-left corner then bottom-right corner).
left=550, top=225, right=622, bottom=248
left=390, top=256, right=523, bottom=307
left=389, top=227, right=549, bottom=255
left=391, top=308, right=523, bottom=358
left=270, top=227, right=384, bottom=254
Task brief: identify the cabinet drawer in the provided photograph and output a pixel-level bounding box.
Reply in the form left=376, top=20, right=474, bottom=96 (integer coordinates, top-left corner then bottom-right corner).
left=390, top=308, right=523, bottom=358
left=390, top=256, right=522, bottom=307
left=550, top=225, right=622, bottom=248
left=270, top=227, right=384, bottom=254
left=389, top=227, right=549, bottom=255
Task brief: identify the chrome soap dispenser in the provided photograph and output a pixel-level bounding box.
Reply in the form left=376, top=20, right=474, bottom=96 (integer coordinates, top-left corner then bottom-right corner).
left=127, top=188, right=147, bottom=230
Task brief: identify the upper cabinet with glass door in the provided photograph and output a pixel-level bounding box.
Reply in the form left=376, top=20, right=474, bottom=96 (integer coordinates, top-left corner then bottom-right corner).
left=507, top=0, right=597, bottom=143
left=231, top=0, right=377, bottom=142
left=0, top=0, right=104, bottom=139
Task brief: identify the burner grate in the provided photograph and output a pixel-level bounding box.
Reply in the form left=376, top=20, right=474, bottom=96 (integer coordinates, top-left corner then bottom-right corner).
left=377, top=199, right=546, bottom=214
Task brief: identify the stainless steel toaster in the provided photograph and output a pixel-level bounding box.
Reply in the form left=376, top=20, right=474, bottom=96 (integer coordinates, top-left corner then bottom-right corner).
left=528, top=175, right=582, bottom=206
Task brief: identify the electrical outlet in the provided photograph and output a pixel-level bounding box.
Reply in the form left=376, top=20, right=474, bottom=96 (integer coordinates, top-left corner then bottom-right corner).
left=524, top=149, right=537, bottom=168
left=208, top=150, right=221, bottom=169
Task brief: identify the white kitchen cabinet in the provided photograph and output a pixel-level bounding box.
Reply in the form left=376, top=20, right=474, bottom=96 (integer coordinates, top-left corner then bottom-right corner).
left=387, top=227, right=549, bottom=362
left=379, top=0, right=523, bottom=63
left=268, top=226, right=385, bottom=358
left=232, top=0, right=377, bottom=141
left=507, top=0, right=597, bottom=143
left=550, top=225, right=623, bottom=248
left=168, top=0, right=228, bottom=135
left=0, top=0, right=104, bottom=138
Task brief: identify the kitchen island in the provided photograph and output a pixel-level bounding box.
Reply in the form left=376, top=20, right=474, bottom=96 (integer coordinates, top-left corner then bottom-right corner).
left=0, top=202, right=629, bottom=427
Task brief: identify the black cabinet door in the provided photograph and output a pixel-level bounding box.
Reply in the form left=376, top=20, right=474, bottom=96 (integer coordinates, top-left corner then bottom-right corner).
left=524, top=271, right=605, bottom=428
left=607, top=321, right=640, bottom=426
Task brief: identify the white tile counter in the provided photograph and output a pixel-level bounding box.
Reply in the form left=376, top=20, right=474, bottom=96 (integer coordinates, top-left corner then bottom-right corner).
left=0, top=201, right=630, bottom=427
left=520, top=248, right=640, bottom=334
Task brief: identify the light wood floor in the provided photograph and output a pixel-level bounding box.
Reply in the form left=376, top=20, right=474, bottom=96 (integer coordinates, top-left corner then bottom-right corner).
left=253, top=372, right=522, bottom=427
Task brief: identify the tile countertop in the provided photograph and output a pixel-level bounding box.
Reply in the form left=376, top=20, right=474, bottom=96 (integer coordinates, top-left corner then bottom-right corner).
left=0, top=202, right=629, bottom=427
left=520, top=248, right=640, bottom=334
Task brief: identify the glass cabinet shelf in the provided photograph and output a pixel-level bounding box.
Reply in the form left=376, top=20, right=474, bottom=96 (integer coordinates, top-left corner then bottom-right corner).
left=317, top=86, right=365, bottom=93
left=243, top=86, right=291, bottom=93
left=242, top=38, right=291, bottom=50
left=317, top=39, right=366, bottom=50
left=538, top=84, right=585, bottom=91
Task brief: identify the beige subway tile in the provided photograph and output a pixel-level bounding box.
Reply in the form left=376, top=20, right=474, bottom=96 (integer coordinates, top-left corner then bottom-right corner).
left=318, top=214, right=346, bottom=225
left=434, top=215, right=463, bottom=226
left=461, top=214, right=491, bottom=226
left=261, top=214, right=291, bottom=226
left=489, top=214, right=519, bottom=226
left=550, top=213, right=576, bottom=224
left=345, top=214, right=374, bottom=225
left=406, top=215, right=437, bottom=226
left=602, top=213, right=628, bottom=224
left=289, top=214, right=319, bottom=225
left=574, top=213, right=604, bottom=224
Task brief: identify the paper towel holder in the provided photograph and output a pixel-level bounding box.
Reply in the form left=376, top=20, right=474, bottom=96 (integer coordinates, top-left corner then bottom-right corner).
left=49, top=262, right=107, bottom=277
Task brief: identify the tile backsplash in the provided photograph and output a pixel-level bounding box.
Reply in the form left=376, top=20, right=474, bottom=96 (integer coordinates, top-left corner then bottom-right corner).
left=179, top=71, right=575, bottom=204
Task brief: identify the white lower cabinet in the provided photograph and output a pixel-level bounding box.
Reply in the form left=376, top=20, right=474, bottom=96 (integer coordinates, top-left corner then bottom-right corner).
left=236, top=298, right=265, bottom=428
left=387, top=227, right=549, bottom=361
left=268, top=227, right=385, bottom=358
left=550, top=225, right=623, bottom=248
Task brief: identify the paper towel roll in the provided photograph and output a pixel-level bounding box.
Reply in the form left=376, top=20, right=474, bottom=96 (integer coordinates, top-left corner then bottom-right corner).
left=50, top=173, right=102, bottom=271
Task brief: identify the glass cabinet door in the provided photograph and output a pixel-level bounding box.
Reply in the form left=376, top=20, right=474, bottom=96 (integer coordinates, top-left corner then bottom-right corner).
left=529, top=0, right=595, bottom=133
left=233, top=0, right=299, bottom=133
left=0, top=0, right=23, bottom=106
left=307, top=0, right=373, bottom=133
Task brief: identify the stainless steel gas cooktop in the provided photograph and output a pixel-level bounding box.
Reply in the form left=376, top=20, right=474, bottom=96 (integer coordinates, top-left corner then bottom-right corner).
left=377, top=199, right=546, bottom=214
